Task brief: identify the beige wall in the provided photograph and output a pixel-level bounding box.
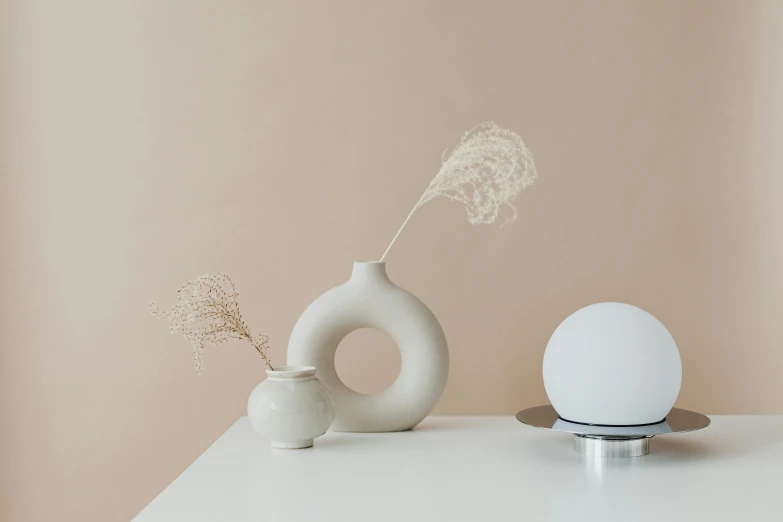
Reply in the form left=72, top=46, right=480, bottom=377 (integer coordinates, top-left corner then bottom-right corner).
left=2, top=0, right=783, bottom=520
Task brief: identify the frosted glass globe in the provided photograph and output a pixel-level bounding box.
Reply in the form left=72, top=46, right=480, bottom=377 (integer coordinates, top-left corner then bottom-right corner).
left=543, top=302, right=682, bottom=426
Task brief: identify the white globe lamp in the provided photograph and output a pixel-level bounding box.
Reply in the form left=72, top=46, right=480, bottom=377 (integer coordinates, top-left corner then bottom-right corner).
left=543, top=302, right=682, bottom=426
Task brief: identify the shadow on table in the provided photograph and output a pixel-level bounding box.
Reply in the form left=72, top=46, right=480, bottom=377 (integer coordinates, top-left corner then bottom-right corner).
left=649, top=436, right=720, bottom=462
left=412, top=416, right=513, bottom=432
left=315, top=437, right=378, bottom=449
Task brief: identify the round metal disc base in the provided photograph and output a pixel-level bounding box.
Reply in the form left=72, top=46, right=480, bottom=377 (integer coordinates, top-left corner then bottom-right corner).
left=516, top=405, right=710, bottom=459
left=574, top=436, right=650, bottom=458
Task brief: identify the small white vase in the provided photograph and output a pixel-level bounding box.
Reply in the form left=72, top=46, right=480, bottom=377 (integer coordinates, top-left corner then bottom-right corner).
left=247, top=366, right=335, bottom=449
left=287, top=261, right=449, bottom=432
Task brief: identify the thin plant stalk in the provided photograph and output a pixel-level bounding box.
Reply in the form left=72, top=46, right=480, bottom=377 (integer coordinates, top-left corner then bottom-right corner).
left=380, top=198, right=422, bottom=262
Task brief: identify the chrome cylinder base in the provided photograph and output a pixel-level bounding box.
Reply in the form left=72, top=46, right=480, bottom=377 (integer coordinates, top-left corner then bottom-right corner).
left=574, top=435, right=650, bottom=458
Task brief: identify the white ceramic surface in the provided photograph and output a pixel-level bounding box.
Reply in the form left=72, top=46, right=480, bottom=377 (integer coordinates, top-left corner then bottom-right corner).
left=133, top=416, right=783, bottom=522
left=286, top=261, right=449, bottom=432
left=543, top=302, right=682, bottom=426
left=246, top=366, right=334, bottom=449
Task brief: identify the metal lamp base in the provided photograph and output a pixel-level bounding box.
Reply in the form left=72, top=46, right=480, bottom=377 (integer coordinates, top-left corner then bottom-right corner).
left=516, top=405, right=710, bottom=459
left=574, top=436, right=650, bottom=458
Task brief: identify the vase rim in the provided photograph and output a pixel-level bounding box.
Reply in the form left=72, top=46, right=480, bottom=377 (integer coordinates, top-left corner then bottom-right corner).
left=266, top=366, right=317, bottom=380
left=350, top=261, right=390, bottom=283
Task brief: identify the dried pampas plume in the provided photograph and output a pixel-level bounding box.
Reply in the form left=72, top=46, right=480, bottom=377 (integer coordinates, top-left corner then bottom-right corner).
left=380, top=122, right=537, bottom=261
left=149, top=272, right=273, bottom=374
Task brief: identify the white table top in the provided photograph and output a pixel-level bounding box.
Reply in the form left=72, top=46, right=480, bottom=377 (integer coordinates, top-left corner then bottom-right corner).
left=134, top=415, right=783, bottom=522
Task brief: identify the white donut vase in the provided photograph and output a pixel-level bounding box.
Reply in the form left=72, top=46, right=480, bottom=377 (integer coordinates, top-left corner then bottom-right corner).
left=287, top=261, right=449, bottom=432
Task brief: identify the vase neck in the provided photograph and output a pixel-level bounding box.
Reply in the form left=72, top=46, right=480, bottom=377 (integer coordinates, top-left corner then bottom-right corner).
left=266, top=366, right=316, bottom=381
left=349, top=261, right=390, bottom=284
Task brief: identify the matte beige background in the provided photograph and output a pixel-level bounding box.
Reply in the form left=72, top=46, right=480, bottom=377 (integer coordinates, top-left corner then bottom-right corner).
left=2, top=0, right=782, bottom=520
